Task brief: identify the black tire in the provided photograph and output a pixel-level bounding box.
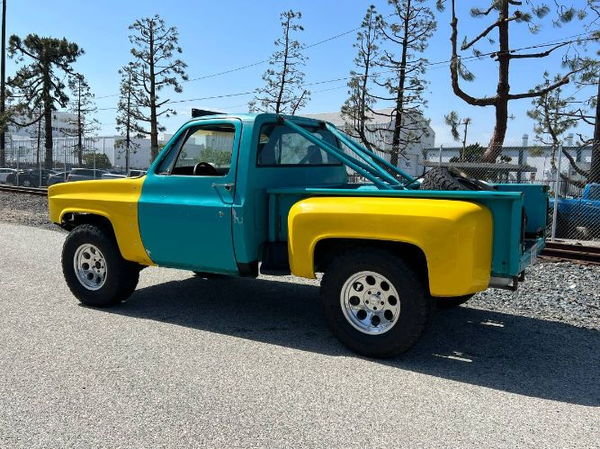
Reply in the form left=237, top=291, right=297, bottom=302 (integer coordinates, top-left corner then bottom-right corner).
left=435, top=294, right=474, bottom=309
left=320, top=248, right=433, bottom=358
left=62, top=224, right=140, bottom=307
left=420, top=167, right=493, bottom=191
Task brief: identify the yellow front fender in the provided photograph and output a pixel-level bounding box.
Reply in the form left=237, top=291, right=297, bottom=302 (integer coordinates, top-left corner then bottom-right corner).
left=287, top=197, right=493, bottom=297
left=48, top=177, right=153, bottom=266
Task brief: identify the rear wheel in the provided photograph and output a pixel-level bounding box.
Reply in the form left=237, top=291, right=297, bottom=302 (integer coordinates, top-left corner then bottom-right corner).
left=62, top=224, right=140, bottom=307
left=321, top=248, right=432, bottom=358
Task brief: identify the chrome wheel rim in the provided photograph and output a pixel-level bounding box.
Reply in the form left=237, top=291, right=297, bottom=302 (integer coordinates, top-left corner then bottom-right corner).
left=340, top=271, right=401, bottom=335
left=73, top=244, right=107, bottom=291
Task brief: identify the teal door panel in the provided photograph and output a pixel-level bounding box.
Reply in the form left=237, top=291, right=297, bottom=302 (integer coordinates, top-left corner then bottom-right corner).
left=138, top=119, right=241, bottom=273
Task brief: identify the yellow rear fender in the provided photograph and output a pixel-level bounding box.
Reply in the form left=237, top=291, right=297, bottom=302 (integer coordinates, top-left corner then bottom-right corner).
left=48, top=177, right=153, bottom=266
left=287, top=197, right=493, bottom=297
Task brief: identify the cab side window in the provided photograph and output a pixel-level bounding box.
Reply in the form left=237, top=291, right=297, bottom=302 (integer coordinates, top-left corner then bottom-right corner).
left=157, top=123, right=235, bottom=176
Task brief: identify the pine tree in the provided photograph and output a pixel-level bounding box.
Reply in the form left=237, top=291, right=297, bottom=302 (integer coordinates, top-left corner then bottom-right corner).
left=7, top=34, right=83, bottom=168
left=64, top=73, right=98, bottom=166
left=250, top=10, right=309, bottom=115
left=116, top=63, right=141, bottom=172
left=126, top=15, right=188, bottom=161
left=444, top=110, right=471, bottom=160
left=561, top=2, right=600, bottom=182
left=341, top=5, right=381, bottom=151
left=528, top=73, right=590, bottom=184
left=376, top=0, right=436, bottom=167
left=437, top=0, right=590, bottom=162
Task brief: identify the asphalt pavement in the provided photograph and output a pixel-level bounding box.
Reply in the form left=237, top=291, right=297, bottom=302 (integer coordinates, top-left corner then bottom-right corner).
left=0, top=222, right=598, bottom=448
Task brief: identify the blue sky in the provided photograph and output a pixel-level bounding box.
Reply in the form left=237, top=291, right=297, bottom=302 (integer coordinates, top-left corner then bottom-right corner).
left=6, top=0, right=597, bottom=146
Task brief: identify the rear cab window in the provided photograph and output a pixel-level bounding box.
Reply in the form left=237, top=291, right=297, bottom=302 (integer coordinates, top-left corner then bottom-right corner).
left=257, top=123, right=342, bottom=167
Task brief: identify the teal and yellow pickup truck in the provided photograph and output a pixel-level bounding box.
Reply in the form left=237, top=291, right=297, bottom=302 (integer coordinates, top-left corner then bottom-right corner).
left=48, top=113, right=547, bottom=357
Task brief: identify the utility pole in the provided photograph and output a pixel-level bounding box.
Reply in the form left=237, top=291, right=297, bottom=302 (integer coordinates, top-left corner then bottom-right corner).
left=0, top=0, right=7, bottom=167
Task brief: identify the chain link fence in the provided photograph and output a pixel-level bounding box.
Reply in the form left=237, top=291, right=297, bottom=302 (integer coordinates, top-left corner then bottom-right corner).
left=421, top=145, right=599, bottom=243
left=0, top=134, right=152, bottom=187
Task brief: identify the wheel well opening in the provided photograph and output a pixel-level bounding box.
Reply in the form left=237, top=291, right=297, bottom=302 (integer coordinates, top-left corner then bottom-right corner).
left=61, top=213, right=116, bottom=240
left=314, top=238, right=430, bottom=294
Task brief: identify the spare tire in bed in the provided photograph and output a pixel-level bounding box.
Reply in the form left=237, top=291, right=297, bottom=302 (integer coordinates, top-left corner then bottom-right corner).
left=420, top=167, right=494, bottom=191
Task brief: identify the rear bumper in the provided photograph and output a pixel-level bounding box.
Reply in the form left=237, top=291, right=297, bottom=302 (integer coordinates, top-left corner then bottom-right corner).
left=488, top=237, right=545, bottom=291
left=519, top=237, right=545, bottom=273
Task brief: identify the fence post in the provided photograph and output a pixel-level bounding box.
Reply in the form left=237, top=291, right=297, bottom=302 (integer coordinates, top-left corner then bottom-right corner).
left=64, top=140, right=67, bottom=175
left=550, top=144, right=563, bottom=241
left=37, top=140, right=42, bottom=187
left=438, top=145, right=443, bottom=166
left=16, top=145, right=19, bottom=185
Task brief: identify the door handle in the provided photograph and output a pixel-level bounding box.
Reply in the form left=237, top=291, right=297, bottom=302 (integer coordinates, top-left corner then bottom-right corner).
left=212, top=182, right=234, bottom=191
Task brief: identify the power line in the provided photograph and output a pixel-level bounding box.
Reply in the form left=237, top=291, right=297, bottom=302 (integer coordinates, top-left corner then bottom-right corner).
left=94, top=31, right=597, bottom=113
left=183, top=13, right=395, bottom=84
left=185, top=61, right=268, bottom=83
left=95, top=93, right=119, bottom=100
left=96, top=18, right=376, bottom=98
left=114, top=32, right=596, bottom=101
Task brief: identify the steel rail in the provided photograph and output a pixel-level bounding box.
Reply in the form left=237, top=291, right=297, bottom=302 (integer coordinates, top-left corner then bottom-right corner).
left=0, top=184, right=48, bottom=196
left=540, top=241, right=600, bottom=265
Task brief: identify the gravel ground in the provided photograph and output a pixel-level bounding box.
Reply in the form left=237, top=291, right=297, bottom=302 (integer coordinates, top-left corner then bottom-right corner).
left=473, top=262, right=600, bottom=330
left=1, top=190, right=598, bottom=331
left=0, top=191, right=53, bottom=229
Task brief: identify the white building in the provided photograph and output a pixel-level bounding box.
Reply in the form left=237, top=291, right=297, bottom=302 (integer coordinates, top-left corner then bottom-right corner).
left=8, top=111, right=78, bottom=138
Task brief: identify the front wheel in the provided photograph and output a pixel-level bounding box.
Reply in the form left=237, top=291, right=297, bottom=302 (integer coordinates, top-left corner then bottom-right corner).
left=62, top=224, right=140, bottom=307
left=320, top=248, right=433, bottom=358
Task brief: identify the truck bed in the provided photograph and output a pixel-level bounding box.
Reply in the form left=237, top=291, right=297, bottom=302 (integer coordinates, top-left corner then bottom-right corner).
left=267, top=183, right=547, bottom=280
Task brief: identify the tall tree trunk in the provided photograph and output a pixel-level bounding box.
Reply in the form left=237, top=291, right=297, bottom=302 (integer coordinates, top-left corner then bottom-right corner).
left=275, top=16, right=290, bottom=115
left=390, top=0, right=410, bottom=167
left=43, top=70, right=53, bottom=169
left=43, top=100, right=52, bottom=169
left=358, top=45, right=371, bottom=145
left=483, top=0, right=510, bottom=162
left=460, top=120, right=469, bottom=161
left=149, top=22, right=158, bottom=161
left=589, top=78, right=600, bottom=183
left=0, top=0, right=6, bottom=167
left=77, top=78, right=83, bottom=166
left=36, top=108, right=41, bottom=166
left=125, top=73, right=132, bottom=173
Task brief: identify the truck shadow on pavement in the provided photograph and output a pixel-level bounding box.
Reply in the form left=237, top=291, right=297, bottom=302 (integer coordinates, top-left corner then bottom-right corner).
left=106, top=275, right=599, bottom=406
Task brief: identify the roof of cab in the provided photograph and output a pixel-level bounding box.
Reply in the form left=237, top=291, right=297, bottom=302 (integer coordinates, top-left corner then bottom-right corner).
left=183, top=112, right=331, bottom=128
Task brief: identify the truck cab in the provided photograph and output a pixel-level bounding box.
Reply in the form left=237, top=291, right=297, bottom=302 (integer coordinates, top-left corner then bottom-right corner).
left=136, top=114, right=348, bottom=276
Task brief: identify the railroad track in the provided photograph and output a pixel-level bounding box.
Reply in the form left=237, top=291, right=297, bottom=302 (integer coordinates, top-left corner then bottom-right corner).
left=541, top=241, right=600, bottom=264
left=0, top=184, right=48, bottom=196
